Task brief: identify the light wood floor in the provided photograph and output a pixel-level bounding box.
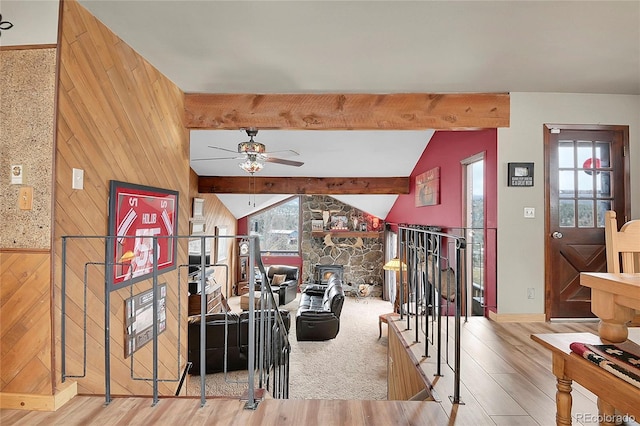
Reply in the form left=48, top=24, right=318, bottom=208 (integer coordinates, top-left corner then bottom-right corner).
left=392, top=316, right=606, bottom=426
left=1, top=317, right=610, bottom=425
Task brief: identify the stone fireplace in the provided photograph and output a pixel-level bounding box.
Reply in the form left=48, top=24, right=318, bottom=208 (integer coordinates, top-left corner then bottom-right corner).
left=301, top=196, right=384, bottom=298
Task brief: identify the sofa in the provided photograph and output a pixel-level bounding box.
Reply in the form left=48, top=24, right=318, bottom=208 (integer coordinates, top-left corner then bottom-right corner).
left=266, top=265, right=299, bottom=306
left=295, top=273, right=345, bottom=341
left=188, top=309, right=290, bottom=374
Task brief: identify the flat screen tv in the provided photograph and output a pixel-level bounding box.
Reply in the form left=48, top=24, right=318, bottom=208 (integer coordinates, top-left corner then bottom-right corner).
left=188, top=254, right=211, bottom=275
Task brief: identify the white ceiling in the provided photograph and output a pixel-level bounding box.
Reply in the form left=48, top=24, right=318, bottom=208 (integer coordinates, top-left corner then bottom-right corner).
left=190, top=129, right=434, bottom=217
left=77, top=1, right=639, bottom=96
left=5, top=1, right=639, bottom=219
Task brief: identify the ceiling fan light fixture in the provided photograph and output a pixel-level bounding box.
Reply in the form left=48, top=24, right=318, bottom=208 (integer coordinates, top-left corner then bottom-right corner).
left=239, top=158, right=264, bottom=174
left=238, top=141, right=266, bottom=154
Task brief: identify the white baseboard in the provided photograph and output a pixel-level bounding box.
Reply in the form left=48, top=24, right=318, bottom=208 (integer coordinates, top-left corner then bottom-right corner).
left=488, top=311, right=546, bottom=322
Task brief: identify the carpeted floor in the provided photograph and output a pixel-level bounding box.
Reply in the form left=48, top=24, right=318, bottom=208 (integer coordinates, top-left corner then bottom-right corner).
left=185, top=294, right=393, bottom=400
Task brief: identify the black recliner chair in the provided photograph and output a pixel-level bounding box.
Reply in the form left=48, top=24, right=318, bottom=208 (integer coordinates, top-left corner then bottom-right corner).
left=267, top=265, right=299, bottom=305
left=295, top=273, right=345, bottom=341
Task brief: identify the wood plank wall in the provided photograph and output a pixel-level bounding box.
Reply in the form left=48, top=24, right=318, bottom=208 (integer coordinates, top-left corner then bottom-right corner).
left=189, top=169, right=238, bottom=297
left=0, top=250, right=52, bottom=395
left=53, top=0, right=190, bottom=396
left=387, top=317, right=430, bottom=400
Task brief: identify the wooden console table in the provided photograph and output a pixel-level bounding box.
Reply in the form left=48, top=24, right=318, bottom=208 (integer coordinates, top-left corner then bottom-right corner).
left=531, top=331, right=640, bottom=426
left=532, top=271, right=640, bottom=425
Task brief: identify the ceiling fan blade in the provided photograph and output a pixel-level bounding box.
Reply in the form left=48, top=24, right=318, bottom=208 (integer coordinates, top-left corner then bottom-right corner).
left=192, top=155, right=242, bottom=161
left=264, top=149, right=300, bottom=157
left=208, top=145, right=239, bottom=154
left=266, top=157, right=304, bottom=167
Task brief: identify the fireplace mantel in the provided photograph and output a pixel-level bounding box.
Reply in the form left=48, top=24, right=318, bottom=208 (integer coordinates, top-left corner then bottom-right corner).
left=311, top=231, right=382, bottom=239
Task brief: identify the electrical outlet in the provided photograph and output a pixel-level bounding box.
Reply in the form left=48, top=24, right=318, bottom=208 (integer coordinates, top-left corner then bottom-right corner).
left=527, top=288, right=535, bottom=299
left=524, top=207, right=535, bottom=218
left=72, top=168, right=84, bottom=190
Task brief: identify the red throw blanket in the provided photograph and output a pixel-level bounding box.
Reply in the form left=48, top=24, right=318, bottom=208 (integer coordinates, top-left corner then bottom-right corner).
left=570, top=341, right=640, bottom=389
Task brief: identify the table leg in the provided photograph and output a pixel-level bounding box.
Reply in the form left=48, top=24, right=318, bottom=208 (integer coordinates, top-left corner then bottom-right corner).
left=597, top=398, right=616, bottom=426
left=591, top=288, right=634, bottom=343
left=598, top=319, right=629, bottom=344
left=556, top=377, right=573, bottom=426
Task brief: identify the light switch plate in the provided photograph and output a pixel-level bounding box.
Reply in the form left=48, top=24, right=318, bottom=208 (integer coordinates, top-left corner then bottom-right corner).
left=524, top=207, right=535, bottom=218
left=18, top=186, right=33, bottom=210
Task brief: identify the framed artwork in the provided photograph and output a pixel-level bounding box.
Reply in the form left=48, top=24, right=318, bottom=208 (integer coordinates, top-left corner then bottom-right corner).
left=508, top=162, right=534, bottom=187
left=124, top=283, right=167, bottom=358
left=215, top=226, right=229, bottom=262
left=188, top=236, right=211, bottom=255
left=107, top=181, right=179, bottom=291
left=190, top=221, right=206, bottom=235
left=192, top=197, right=205, bottom=218
left=330, top=215, right=348, bottom=230
left=415, top=167, right=440, bottom=207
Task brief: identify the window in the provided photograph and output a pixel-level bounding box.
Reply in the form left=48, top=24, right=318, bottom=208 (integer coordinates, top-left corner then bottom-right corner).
left=248, top=197, right=300, bottom=254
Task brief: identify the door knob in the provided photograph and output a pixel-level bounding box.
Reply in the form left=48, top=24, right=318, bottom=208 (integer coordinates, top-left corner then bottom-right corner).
left=552, top=231, right=563, bottom=239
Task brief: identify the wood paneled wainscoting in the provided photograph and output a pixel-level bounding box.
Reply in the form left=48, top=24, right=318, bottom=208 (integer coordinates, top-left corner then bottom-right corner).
left=0, top=249, right=77, bottom=410
left=388, top=315, right=435, bottom=400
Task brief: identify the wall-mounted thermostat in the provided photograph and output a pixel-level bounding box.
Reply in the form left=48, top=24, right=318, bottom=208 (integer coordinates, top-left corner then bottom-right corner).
left=11, top=165, right=23, bottom=184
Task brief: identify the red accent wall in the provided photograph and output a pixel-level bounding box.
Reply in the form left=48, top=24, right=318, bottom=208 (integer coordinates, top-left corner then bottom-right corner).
left=385, top=129, right=497, bottom=228
left=385, top=129, right=498, bottom=314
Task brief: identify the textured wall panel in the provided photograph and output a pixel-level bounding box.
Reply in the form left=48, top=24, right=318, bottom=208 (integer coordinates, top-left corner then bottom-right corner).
left=0, top=49, right=56, bottom=249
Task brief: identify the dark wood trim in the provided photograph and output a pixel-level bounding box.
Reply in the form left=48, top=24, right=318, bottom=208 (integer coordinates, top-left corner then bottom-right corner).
left=0, top=248, right=51, bottom=253
left=0, top=44, right=58, bottom=51
left=312, top=231, right=382, bottom=238
left=51, top=0, right=64, bottom=394
left=198, top=176, right=410, bottom=195
left=184, top=93, right=510, bottom=130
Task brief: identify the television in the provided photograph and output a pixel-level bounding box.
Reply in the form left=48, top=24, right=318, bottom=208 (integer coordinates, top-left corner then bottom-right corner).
left=188, top=254, right=211, bottom=276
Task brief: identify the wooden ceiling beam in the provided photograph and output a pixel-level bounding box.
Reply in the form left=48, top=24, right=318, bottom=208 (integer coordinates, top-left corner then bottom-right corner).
left=198, top=176, right=410, bottom=195
left=184, top=93, right=510, bottom=130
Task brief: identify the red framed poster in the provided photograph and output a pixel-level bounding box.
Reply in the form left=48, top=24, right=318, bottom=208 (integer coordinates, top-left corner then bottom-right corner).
left=108, top=181, right=179, bottom=291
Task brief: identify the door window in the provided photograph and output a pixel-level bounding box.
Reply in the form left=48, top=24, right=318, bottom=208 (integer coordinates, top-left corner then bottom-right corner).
left=558, top=139, right=613, bottom=228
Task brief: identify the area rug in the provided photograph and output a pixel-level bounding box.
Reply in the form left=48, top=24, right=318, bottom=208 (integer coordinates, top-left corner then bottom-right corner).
left=570, top=341, right=640, bottom=388
left=185, top=295, right=393, bottom=400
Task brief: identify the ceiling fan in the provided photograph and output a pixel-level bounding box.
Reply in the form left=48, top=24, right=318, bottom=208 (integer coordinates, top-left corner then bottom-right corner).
left=193, top=128, right=304, bottom=174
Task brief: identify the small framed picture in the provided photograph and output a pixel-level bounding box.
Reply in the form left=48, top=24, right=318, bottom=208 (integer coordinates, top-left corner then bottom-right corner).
left=190, top=221, right=205, bottom=235
left=330, top=215, right=348, bottom=230
left=192, top=198, right=205, bottom=218
left=311, top=220, right=324, bottom=231
left=508, top=162, right=534, bottom=187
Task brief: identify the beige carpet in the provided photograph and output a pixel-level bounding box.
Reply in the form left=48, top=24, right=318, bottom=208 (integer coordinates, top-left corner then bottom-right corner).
left=185, top=294, right=393, bottom=400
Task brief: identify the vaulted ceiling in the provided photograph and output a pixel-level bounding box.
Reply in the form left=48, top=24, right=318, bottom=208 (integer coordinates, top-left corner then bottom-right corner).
left=7, top=1, right=639, bottom=218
